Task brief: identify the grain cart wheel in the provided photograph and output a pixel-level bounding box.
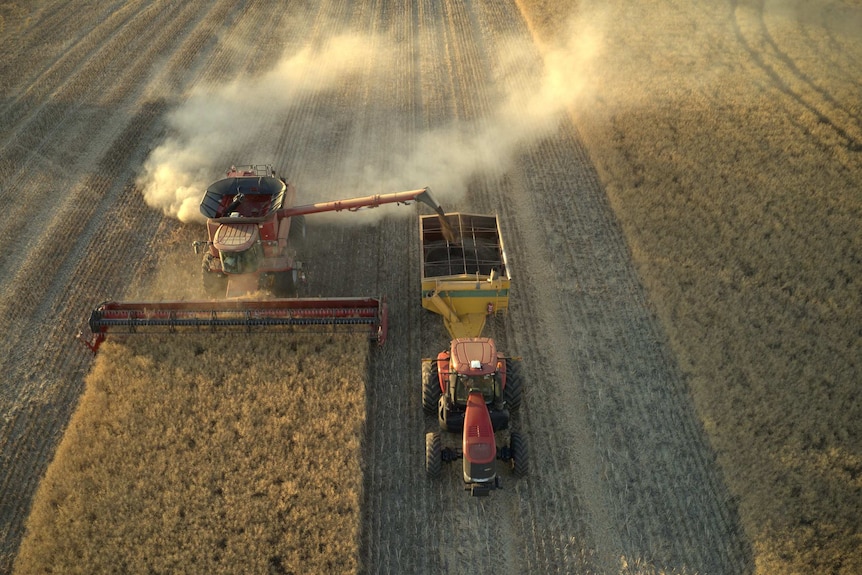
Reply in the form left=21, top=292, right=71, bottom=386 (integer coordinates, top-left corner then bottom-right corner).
left=503, top=358, right=523, bottom=412
left=422, top=360, right=441, bottom=414
left=425, top=432, right=442, bottom=478
left=509, top=431, right=529, bottom=477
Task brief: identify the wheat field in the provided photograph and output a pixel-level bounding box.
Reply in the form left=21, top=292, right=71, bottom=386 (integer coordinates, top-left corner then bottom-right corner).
left=14, top=334, right=367, bottom=574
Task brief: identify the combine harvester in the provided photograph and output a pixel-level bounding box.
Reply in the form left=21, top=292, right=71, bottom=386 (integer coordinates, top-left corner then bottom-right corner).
left=81, top=164, right=453, bottom=353
left=420, top=213, right=529, bottom=496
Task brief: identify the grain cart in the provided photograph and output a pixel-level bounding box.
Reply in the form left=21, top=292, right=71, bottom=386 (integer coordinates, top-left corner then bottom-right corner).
left=80, top=164, right=453, bottom=353
left=420, top=213, right=528, bottom=496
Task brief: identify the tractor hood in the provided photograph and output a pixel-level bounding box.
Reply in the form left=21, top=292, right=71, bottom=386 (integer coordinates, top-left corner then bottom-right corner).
left=463, top=390, right=497, bottom=486
left=451, top=337, right=497, bottom=376
left=213, top=223, right=258, bottom=252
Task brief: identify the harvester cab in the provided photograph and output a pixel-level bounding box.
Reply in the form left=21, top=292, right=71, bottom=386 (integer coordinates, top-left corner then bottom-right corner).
left=420, top=213, right=528, bottom=496
left=80, top=164, right=449, bottom=353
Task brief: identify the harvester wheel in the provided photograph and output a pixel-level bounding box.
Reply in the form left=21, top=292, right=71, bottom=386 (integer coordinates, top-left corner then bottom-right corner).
left=272, top=271, right=297, bottom=297
left=503, top=358, right=523, bottom=412
left=509, top=431, right=529, bottom=477
left=425, top=432, right=442, bottom=478
left=288, top=214, right=306, bottom=246
left=201, top=254, right=225, bottom=297
left=422, top=360, right=441, bottom=414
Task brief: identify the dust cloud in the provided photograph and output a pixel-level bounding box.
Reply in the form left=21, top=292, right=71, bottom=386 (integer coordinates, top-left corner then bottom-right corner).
left=351, top=17, right=603, bottom=201
left=138, top=35, right=384, bottom=223
left=138, top=16, right=602, bottom=222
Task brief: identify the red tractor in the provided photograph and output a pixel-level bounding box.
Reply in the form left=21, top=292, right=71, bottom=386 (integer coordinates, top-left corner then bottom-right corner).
left=423, top=337, right=527, bottom=496
left=419, top=214, right=529, bottom=496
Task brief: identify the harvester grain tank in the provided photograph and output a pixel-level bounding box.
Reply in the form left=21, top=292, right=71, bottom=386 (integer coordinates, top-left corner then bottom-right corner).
left=420, top=213, right=528, bottom=496
left=81, top=164, right=451, bottom=352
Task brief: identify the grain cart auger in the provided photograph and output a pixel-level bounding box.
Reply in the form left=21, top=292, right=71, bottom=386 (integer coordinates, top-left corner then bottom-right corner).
left=79, top=164, right=453, bottom=353
left=420, top=213, right=529, bottom=496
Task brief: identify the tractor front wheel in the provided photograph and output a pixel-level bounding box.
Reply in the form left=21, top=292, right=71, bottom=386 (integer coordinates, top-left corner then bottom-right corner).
left=509, top=431, right=529, bottom=477
left=425, top=432, right=442, bottom=478
left=503, top=359, right=523, bottom=412
left=422, top=360, right=441, bottom=414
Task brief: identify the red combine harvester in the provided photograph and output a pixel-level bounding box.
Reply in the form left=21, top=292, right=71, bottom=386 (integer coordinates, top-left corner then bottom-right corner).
left=420, top=213, right=528, bottom=496
left=81, top=164, right=453, bottom=353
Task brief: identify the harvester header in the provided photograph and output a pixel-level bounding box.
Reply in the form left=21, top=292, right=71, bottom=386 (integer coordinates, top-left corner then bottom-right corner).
left=81, top=297, right=387, bottom=354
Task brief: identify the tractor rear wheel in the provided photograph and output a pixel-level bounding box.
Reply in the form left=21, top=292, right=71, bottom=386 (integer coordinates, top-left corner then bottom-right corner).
left=503, top=358, right=523, bottom=412
left=422, top=360, right=441, bottom=414
left=509, top=431, right=529, bottom=477
left=425, top=432, right=442, bottom=478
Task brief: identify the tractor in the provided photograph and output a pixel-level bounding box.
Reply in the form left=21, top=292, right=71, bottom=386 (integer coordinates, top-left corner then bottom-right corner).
left=419, top=213, right=529, bottom=496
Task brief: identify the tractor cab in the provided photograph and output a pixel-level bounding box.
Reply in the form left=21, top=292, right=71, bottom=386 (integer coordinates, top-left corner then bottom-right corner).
left=449, top=338, right=500, bottom=406
left=452, top=369, right=497, bottom=404
left=433, top=337, right=510, bottom=434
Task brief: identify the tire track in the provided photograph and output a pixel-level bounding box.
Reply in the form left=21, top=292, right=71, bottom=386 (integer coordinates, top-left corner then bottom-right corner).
left=512, top=123, right=751, bottom=573
left=0, top=1, right=207, bottom=302
left=730, top=0, right=862, bottom=152
left=459, top=2, right=603, bottom=572
left=486, top=156, right=609, bottom=574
